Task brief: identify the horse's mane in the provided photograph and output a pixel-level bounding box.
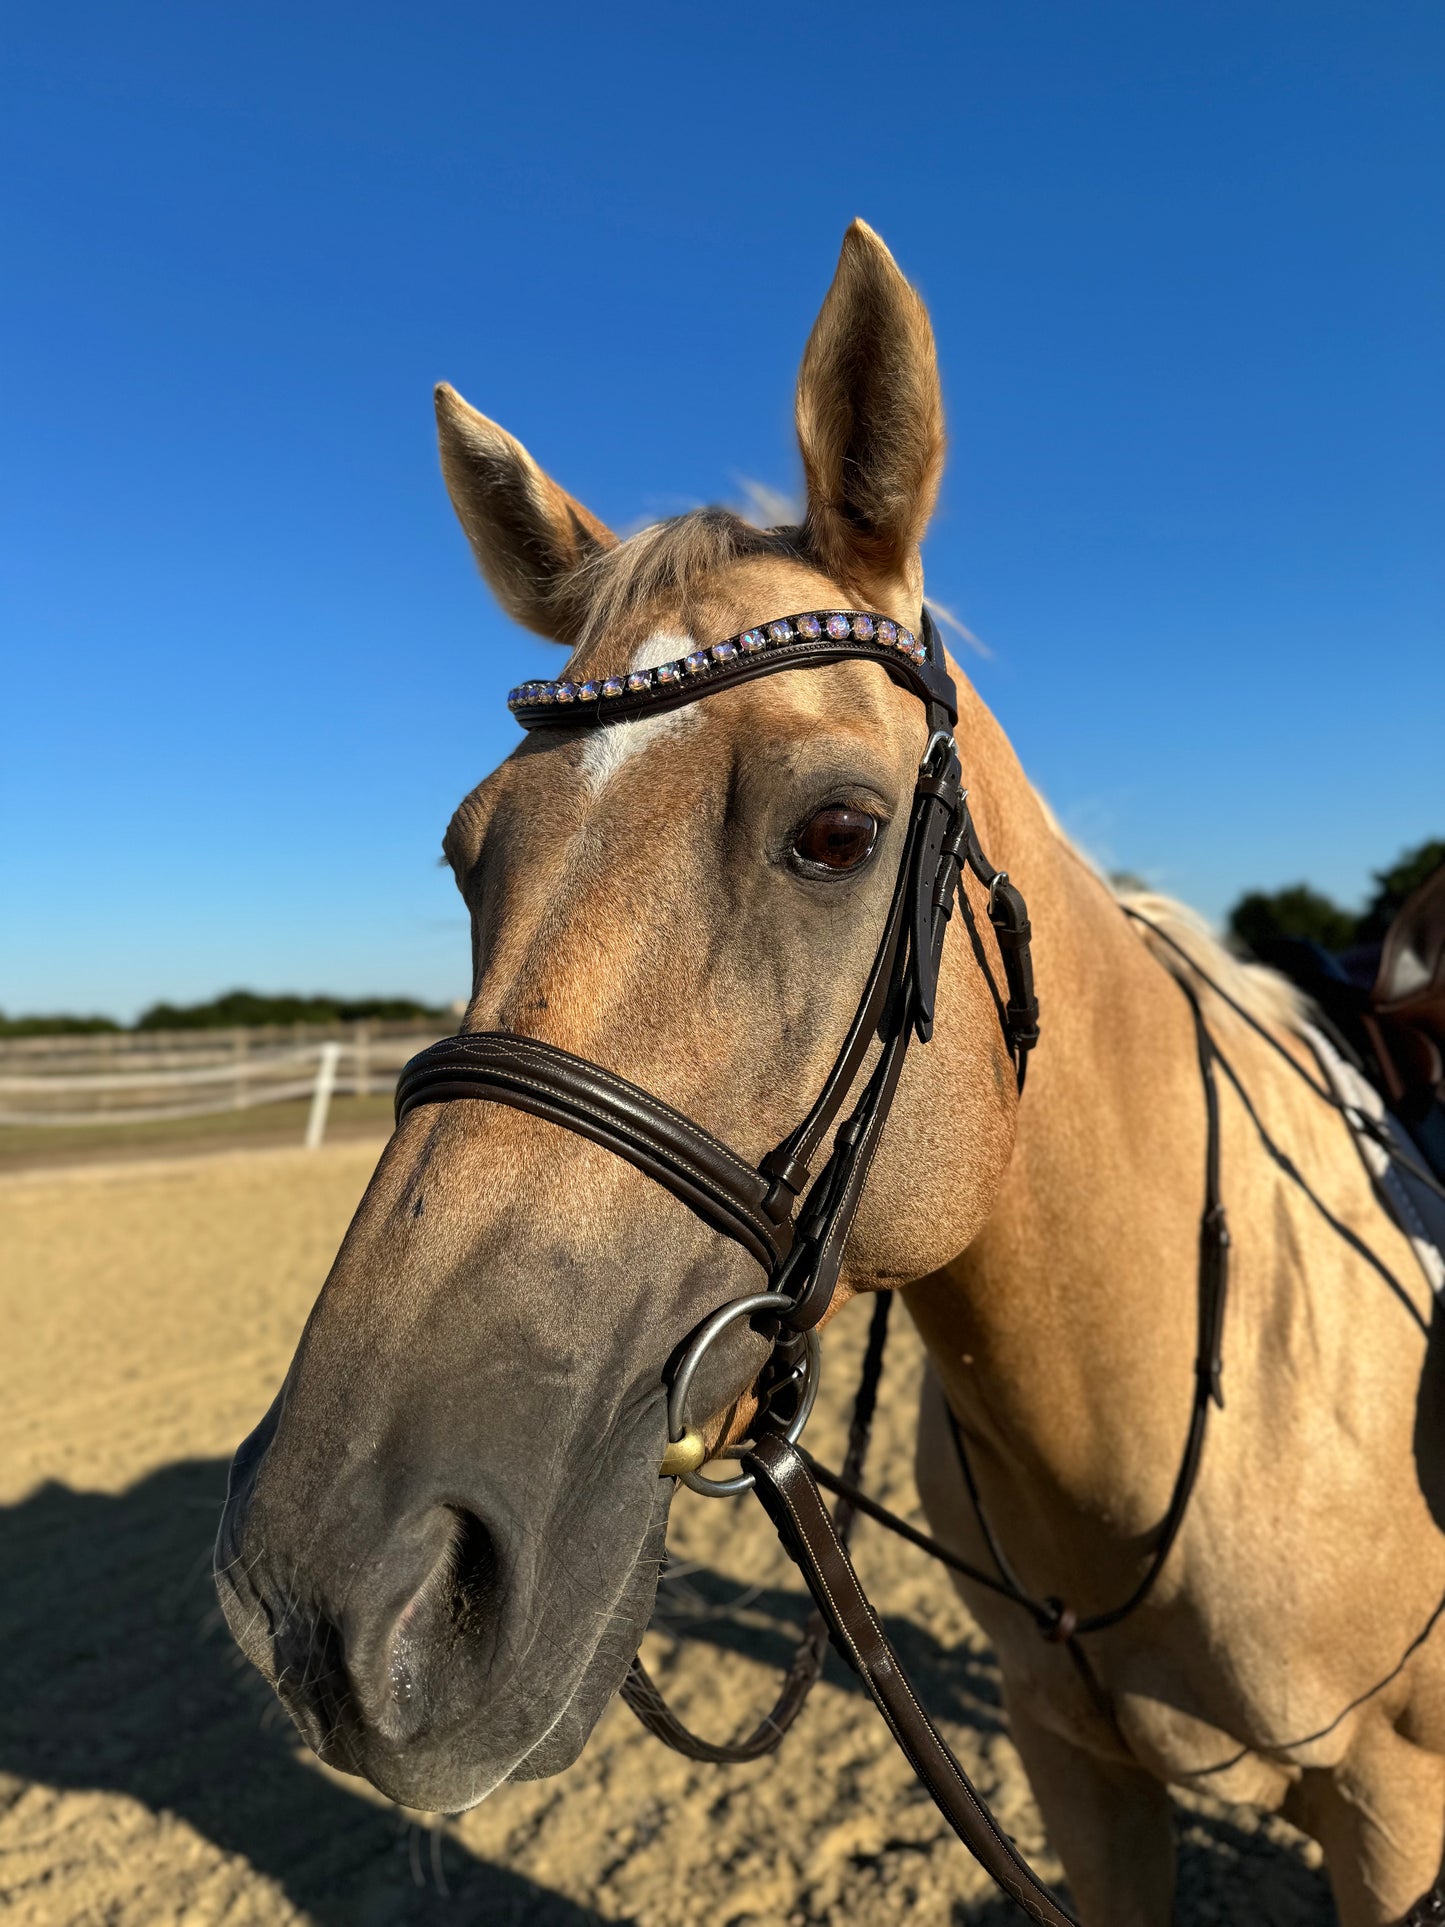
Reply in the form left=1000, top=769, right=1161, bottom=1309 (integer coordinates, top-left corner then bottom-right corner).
left=1036, top=796, right=1309, bottom=1034
left=1111, top=886, right=1308, bottom=1032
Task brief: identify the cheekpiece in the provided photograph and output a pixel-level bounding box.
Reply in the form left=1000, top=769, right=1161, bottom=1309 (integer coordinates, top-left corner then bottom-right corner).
left=507, top=611, right=927, bottom=725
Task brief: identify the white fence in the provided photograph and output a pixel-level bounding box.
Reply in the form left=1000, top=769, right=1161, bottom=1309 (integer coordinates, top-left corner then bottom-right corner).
left=0, top=1024, right=440, bottom=1148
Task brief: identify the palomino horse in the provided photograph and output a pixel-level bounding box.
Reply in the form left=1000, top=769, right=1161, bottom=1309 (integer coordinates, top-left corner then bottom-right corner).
left=217, top=222, right=1445, bottom=1923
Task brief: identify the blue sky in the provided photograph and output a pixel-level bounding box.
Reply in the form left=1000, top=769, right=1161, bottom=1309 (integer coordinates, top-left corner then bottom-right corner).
left=3, top=1, right=1440, bottom=1020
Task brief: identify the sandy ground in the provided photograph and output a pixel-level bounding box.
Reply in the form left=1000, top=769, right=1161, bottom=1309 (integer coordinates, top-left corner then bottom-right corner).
left=0, top=1142, right=1336, bottom=1925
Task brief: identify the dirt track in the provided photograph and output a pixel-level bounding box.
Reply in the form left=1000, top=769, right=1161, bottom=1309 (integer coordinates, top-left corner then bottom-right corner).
left=1, top=1143, right=1334, bottom=1924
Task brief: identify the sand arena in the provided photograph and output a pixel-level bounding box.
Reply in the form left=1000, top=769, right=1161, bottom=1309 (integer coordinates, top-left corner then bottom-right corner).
left=2, top=1139, right=1335, bottom=1924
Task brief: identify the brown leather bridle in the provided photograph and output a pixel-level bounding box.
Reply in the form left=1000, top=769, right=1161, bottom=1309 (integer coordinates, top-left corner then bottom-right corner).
left=394, top=609, right=1078, bottom=1925
left=396, top=608, right=1039, bottom=1333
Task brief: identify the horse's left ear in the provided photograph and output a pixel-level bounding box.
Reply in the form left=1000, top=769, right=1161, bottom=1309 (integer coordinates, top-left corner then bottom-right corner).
left=795, top=221, right=944, bottom=610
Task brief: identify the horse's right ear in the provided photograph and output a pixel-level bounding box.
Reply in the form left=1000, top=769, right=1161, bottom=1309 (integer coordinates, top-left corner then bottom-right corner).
left=434, top=384, right=618, bottom=646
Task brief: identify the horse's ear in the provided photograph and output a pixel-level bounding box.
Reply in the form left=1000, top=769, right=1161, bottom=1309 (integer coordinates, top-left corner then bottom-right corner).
left=434, top=383, right=618, bottom=646
left=795, top=221, right=944, bottom=608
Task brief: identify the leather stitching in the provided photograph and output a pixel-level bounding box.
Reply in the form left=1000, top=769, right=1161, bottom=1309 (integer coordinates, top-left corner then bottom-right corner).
left=416, top=1035, right=764, bottom=1192
left=757, top=1447, right=1072, bottom=1925
left=401, top=1060, right=779, bottom=1252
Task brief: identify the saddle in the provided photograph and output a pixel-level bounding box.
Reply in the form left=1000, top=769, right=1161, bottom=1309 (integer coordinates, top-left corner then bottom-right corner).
left=1253, top=857, right=1445, bottom=1209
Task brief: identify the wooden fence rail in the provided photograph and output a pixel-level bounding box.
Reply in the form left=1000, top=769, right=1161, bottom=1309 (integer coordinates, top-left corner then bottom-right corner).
left=0, top=1023, right=443, bottom=1145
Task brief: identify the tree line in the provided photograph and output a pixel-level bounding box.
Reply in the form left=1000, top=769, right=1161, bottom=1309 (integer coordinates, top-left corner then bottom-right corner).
left=5, top=837, right=1439, bottom=1039
left=0, top=990, right=451, bottom=1039
left=1226, top=837, right=1444, bottom=957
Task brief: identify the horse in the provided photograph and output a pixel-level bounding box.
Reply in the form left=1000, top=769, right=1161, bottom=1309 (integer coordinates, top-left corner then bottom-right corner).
left=216, top=220, right=1445, bottom=1924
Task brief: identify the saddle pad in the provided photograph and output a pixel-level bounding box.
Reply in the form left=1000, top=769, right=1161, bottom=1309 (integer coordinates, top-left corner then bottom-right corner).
left=1304, top=1023, right=1445, bottom=1296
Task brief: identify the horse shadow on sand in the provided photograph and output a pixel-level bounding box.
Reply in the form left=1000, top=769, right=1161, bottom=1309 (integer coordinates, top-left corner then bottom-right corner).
left=0, top=1460, right=1337, bottom=1925
left=652, top=1563, right=1337, bottom=1926
left=0, top=1459, right=618, bottom=1926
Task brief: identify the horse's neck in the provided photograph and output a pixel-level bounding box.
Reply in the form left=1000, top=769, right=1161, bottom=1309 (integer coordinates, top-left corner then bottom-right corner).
left=909, top=679, right=1438, bottom=1638
left=909, top=679, right=1220, bottom=1527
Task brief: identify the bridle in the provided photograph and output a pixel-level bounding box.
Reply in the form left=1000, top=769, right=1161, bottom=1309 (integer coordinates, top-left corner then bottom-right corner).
left=396, top=608, right=1041, bottom=1498
left=396, top=608, right=1038, bottom=1346
left=394, top=607, right=1076, bottom=1924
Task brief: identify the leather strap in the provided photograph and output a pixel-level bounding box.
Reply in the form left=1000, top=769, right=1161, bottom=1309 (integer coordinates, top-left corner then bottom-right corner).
left=769, top=730, right=967, bottom=1327
left=764, top=800, right=918, bottom=1184
left=395, top=1031, right=792, bottom=1271
left=620, top=1292, right=896, bottom=1761
left=959, top=816, right=1040, bottom=1084
left=512, top=631, right=959, bottom=732
left=943, top=969, right=1229, bottom=1651
left=745, top=1435, right=1079, bottom=1927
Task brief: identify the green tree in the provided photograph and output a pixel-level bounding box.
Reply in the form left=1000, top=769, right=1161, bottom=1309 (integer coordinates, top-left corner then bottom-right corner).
left=1227, top=837, right=1444, bottom=956
left=0, top=1011, right=121, bottom=1037
left=1356, top=838, right=1445, bottom=942
left=134, top=990, right=448, bottom=1030
left=1228, top=885, right=1357, bottom=956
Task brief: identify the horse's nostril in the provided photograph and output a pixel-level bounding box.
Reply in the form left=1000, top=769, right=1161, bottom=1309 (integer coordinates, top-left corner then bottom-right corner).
left=361, top=1505, right=507, bottom=1743
left=230, top=1498, right=515, bottom=1759
left=447, top=1507, right=502, bottom=1639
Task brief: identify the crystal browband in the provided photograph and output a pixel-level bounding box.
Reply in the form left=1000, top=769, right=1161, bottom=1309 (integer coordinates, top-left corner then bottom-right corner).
left=507, top=610, right=934, bottom=731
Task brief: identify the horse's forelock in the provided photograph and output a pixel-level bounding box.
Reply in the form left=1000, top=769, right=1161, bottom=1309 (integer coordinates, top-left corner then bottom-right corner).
left=568, top=508, right=808, bottom=648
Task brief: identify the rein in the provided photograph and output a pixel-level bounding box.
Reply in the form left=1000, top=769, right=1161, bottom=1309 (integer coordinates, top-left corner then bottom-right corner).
left=396, top=607, right=1070, bottom=1922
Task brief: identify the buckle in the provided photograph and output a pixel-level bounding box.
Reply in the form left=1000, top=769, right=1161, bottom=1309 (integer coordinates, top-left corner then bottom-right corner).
left=919, top=728, right=956, bottom=777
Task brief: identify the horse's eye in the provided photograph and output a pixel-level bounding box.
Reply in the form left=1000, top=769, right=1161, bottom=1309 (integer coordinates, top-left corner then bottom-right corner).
left=792, top=806, right=879, bottom=872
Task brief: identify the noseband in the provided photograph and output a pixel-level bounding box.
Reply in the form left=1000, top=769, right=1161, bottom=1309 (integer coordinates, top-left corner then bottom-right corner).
left=394, top=609, right=1075, bottom=1926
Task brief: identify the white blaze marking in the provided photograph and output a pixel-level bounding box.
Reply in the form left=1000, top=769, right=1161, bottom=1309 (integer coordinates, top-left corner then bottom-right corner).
left=629, top=629, right=697, bottom=673
left=577, top=631, right=702, bottom=792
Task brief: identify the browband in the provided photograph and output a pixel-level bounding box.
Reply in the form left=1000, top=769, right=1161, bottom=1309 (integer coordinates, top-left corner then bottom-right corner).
left=507, top=607, right=958, bottom=731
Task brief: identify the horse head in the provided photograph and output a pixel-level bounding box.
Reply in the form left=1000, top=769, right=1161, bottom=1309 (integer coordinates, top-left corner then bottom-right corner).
left=215, top=221, right=1020, bottom=1813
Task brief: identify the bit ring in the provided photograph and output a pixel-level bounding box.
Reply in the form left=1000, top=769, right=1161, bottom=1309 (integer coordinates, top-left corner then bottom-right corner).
left=664, top=1292, right=822, bottom=1497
